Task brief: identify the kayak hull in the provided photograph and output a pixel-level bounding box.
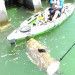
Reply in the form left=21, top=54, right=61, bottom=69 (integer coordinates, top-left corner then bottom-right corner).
left=7, top=3, right=75, bottom=45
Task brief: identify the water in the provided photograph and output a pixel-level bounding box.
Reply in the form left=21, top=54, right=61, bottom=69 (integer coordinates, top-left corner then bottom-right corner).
left=0, top=1, right=75, bottom=75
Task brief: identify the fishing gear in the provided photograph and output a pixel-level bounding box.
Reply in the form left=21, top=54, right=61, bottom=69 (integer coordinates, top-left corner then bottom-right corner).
left=59, top=43, right=75, bottom=61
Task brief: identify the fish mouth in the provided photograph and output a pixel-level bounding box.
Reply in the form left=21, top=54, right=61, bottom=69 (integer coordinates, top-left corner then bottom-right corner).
left=47, top=61, right=60, bottom=75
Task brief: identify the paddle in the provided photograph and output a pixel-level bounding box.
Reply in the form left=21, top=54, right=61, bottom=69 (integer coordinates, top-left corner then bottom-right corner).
left=59, top=43, right=75, bottom=61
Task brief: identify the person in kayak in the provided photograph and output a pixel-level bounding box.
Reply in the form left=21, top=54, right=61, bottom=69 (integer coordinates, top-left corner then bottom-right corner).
left=49, top=0, right=64, bottom=21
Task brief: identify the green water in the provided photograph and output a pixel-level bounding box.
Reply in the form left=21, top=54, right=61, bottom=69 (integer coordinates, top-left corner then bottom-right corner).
left=0, top=1, right=75, bottom=75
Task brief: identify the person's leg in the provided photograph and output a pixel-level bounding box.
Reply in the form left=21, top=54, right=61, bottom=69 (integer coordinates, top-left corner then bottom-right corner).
left=52, top=10, right=60, bottom=21
left=44, top=8, right=50, bottom=22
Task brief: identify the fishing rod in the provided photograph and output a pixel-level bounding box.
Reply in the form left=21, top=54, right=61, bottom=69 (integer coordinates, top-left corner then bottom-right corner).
left=59, top=43, right=75, bottom=62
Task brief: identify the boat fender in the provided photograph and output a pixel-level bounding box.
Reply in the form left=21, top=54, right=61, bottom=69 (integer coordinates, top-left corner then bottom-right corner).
left=19, top=25, right=31, bottom=32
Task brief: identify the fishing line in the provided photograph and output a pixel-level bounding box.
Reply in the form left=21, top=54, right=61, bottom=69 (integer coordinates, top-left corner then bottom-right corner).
left=59, top=43, right=75, bottom=61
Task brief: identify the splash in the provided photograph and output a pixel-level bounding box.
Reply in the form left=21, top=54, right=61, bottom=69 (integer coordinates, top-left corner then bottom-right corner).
left=1, top=54, right=7, bottom=57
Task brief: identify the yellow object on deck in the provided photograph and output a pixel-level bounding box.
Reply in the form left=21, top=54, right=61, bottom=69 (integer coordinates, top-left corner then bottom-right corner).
left=37, top=16, right=44, bottom=21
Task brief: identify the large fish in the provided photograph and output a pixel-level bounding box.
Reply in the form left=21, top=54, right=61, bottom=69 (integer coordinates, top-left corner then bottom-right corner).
left=26, top=38, right=60, bottom=75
